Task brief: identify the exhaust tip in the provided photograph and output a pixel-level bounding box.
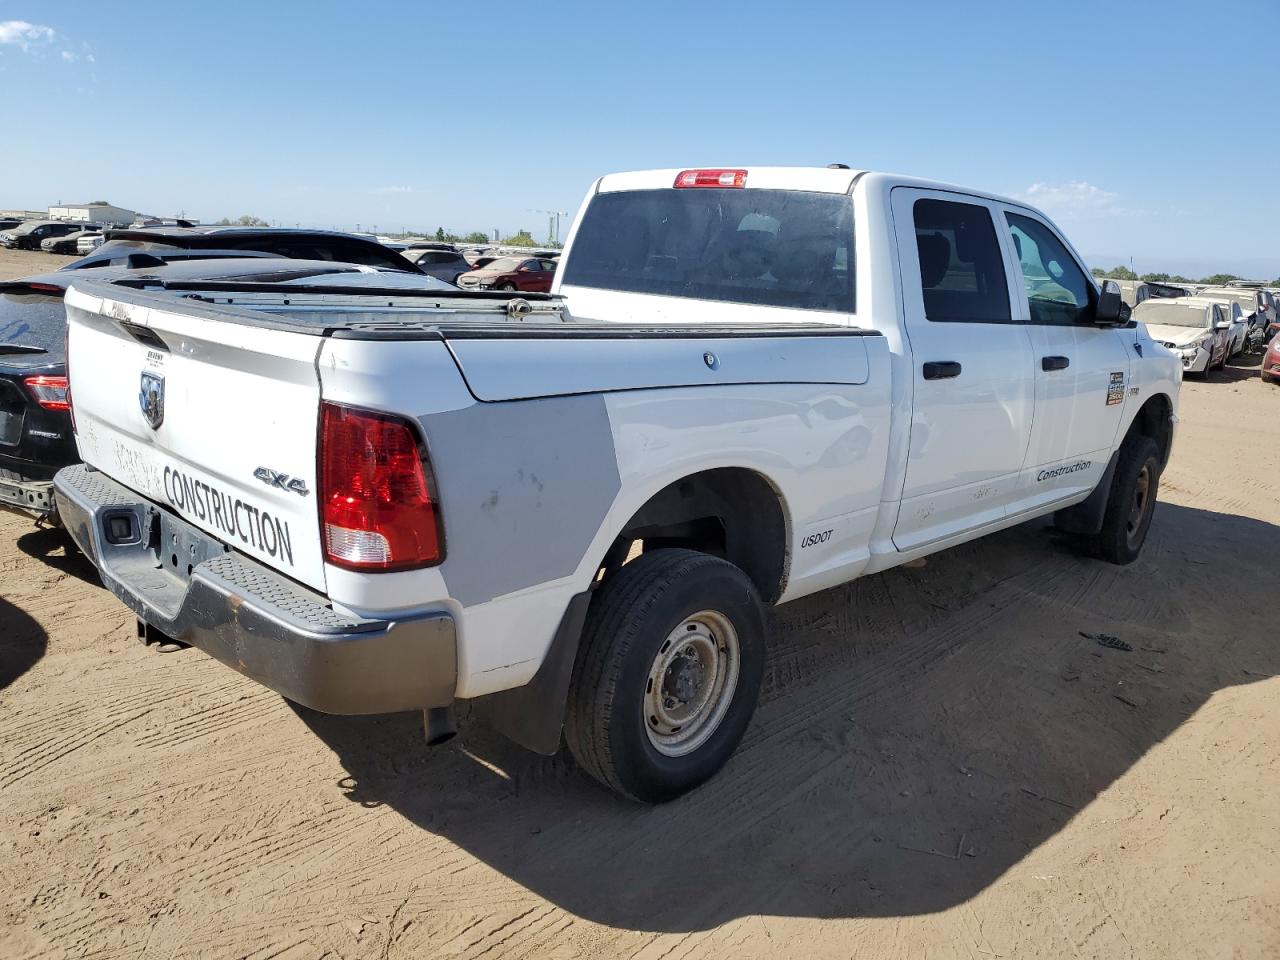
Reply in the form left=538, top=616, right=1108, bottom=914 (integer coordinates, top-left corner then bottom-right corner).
left=423, top=706, right=457, bottom=747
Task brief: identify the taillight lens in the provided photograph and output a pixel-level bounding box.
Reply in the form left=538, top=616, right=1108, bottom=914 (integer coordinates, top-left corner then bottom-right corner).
left=674, top=168, right=748, bottom=188
left=24, top=374, right=70, bottom=411
left=319, top=402, right=442, bottom=571
left=64, top=323, right=75, bottom=430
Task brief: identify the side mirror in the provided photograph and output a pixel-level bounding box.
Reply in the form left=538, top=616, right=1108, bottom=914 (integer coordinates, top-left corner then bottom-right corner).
left=1215, top=320, right=1231, bottom=330
left=1093, top=280, right=1126, bottom=325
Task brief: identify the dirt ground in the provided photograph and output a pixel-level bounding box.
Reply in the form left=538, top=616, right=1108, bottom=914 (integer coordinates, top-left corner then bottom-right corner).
left=1, top=246, right=1277, bottom=959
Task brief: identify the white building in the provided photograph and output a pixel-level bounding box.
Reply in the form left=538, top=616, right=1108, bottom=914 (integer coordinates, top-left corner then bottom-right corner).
left=48, top=201, right=139, bottom=226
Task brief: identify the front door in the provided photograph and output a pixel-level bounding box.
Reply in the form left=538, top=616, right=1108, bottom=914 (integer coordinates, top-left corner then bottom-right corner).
left=890, top=188, right=1037, bottom=551
left=995, top=207, right=1131, bottom=512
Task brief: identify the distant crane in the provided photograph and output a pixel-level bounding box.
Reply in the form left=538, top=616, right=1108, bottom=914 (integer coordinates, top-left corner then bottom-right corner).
left=528, top=208, right=571, bottom=246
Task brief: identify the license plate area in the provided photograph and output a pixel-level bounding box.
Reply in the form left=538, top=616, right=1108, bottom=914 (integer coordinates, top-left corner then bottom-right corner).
left=155, top=508, right=229, bottom=582
left=0, top=381, right=25, bottom=446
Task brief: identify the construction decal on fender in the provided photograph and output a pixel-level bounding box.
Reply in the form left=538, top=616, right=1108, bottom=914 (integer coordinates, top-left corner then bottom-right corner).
left=162, top=464, right=294, bottom=566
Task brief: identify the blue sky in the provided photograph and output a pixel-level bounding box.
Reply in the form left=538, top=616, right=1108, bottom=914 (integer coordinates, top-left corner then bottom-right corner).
left=2, top=0, right=1278, bottom=276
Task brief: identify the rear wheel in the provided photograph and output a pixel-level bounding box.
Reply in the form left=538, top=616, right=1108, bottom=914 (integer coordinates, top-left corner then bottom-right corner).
left=564, top=548, right=765, bottom=803
left=1087, top=435, right=1160, bottom=565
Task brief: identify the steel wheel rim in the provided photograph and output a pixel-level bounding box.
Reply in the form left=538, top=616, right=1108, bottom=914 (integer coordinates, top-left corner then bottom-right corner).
left=1127, top=464, right=1151, bottom=545
left=643, top=610, right=740, bottom=757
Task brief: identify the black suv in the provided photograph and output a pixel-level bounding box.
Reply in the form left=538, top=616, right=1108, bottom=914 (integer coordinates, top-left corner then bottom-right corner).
left=61, top=225, right=421, bottom=273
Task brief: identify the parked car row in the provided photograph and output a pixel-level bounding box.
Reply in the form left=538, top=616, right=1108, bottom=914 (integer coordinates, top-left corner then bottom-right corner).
left=399, top=242, right=563, bottom=288
left=0, top=220, right=99, bottom=251
left=41, top=227, right=103, bottom=255
left=1, top=213, right=567, bottom=292
left=1132, top=284, right=1280, bottom=385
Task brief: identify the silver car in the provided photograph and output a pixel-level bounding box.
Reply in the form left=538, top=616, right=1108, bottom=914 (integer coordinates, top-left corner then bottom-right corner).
left=1202, top=286, right=1270, bottom=335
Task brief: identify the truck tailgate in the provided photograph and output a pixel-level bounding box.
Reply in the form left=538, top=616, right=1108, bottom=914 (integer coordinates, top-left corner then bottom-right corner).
left=64, top=285, right=327, bottom=591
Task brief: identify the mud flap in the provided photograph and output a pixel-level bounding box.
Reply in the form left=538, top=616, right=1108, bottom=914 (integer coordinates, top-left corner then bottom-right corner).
left=1053, top=449, right=1120, bottom=536
left=473, top=590, right=592, bottom=755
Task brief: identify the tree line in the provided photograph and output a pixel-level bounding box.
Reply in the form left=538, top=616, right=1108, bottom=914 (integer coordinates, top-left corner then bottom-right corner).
left=1091, top=265, right=1280, bottom=286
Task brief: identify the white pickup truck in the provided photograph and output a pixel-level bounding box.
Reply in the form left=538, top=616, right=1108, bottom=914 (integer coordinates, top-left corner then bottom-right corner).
left=55, top=166, right=1180, bottom=802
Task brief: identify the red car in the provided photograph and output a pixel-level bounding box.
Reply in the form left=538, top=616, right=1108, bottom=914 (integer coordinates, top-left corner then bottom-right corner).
left=457, top=255, right=558, bottom=292
left=1261, top=335, right=1280, bottom=384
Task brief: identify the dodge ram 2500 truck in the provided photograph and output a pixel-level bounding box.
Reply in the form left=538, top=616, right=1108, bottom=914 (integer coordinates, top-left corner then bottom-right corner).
left=55, top=166, right=1180, bottom=802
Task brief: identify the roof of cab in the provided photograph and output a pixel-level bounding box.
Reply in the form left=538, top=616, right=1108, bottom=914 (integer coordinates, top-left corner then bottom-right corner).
left=596, top=167, right=865, bottom=194
left=592, top=166, right=1033, bottom=210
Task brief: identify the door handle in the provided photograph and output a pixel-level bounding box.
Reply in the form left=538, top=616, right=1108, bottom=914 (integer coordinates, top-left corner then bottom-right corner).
left=922, top=361, right=962, bottom=380
left=1041, top=355, right=1070, bottom=371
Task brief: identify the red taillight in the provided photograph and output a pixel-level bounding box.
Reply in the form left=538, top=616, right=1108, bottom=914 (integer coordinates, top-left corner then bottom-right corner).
left=319, top=402, right=442, bottom=571
left=673, top=168, right=748, bottom=189
left=24, top=374, right=70, bottom=411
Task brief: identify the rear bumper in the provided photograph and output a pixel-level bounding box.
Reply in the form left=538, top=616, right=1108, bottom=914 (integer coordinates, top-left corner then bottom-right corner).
left=0, top=472, right=55, bottom=518
left=54, top=464, right=457, bottom=715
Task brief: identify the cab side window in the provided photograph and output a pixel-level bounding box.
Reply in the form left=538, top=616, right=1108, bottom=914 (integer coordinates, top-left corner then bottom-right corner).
left=912, top=199, right=1011, bottom=323
left=1005, top=213, right=1093, bottom=325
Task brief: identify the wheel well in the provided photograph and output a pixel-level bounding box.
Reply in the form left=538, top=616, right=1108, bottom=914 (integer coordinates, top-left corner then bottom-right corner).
left=603, top=468, right=788, bottom=603
left=1130, top=393, right=1174, bottom=467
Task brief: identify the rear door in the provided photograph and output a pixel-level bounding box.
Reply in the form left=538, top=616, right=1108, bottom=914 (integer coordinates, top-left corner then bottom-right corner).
left=994, top=207, right=1130, bottom=512
left=889, top=188, right=1036, bottom=551
left=64, top=284, right=328, bottom=590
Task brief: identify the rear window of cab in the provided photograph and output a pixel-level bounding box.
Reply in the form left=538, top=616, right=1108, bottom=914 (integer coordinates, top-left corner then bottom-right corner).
left=562, top=188, right=855, bottom=312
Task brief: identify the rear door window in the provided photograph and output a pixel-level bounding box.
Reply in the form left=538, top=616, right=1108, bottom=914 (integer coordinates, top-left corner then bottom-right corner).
left=561, top=188, right=855, bottom=312
left=912, top=199, right=1011, bottom=323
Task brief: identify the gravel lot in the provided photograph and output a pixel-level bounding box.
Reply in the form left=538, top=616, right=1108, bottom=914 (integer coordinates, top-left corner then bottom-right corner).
left=1, top=247, right=1277, bottom=959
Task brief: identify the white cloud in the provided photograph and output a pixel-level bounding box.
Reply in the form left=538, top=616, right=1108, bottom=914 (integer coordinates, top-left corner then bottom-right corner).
left=1016, top=181, right=1116, bottom=215
left=0, top=20, right=56, bottom=51
left=1014, top=181, right=1152, bottom=221
left=61, top=50, right=77, bottom=62
left=370, top=186, right=414, bottom=194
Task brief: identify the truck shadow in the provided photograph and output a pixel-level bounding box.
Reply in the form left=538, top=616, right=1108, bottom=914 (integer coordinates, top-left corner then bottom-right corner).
left=15, top=526, right=101, bottom=587
left=296, top=501, right=1277, bottom=931
left=0, top=595, right=48, bottom=692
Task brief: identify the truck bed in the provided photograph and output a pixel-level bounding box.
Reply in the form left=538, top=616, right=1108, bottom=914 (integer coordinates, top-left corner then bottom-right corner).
left=67, top=279, right=882, bottom=402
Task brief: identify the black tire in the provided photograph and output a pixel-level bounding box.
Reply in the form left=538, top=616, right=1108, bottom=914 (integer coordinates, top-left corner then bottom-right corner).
left=1087, top=435, right=1160, bottom=565
left=564, top=548, right=765, bottom=803
left=497, top=281, right=517, bottom=291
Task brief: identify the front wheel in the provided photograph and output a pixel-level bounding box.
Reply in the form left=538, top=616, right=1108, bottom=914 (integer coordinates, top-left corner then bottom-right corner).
left=564, top=548, right=765, bottom=803
left=496, top=281, right=517, bottom=291
left=1088, top=435, right=1160, bottom=565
